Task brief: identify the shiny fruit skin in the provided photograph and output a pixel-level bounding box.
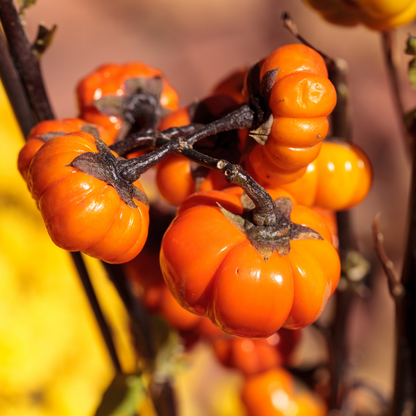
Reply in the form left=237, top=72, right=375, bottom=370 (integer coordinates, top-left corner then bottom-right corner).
left=18, top=118, right=112, bottom=182
left=310, top=206, right=339, bottom=250
left=27, top=131, right=149, bottom=264
left=268, top=73, right=336, bottom=119
left=213, top=335, right=283, bottom=376
left=160, top=188, right=340, bottom=338
left=241, top=368, right=295, bottom=416
left=248, top=45, right=336, bottom=186
left=278, top=161, right=319, bottom=206
left=280, top=141, right=372, bottom=211
left=77, top=62, right=179, bottom=141
left=212, top=328, right=301, bottom=376
left=156, top=154, right=196, bottom=206
left=242, top=368, right=326, bottom=416
left=259, top=44, right=328, bottom=82
left=247, top=146, right=309, bottom=185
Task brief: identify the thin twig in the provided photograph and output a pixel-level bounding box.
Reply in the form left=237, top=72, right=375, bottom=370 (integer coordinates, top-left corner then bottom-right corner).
left=102, top=262, right=156, bottom=364
left=350, top=380, right=390, bottom=410
left=281, top=12, right=335, bottom=67
left=381, top=31, right=410, bottom=154
left=71, top=253, right=122, bottom=373
left=179, top=145, right=277, bottom=225
left=109, top=124, right=203, bottom=156
left=372, top=213, right=404, bottom=300
left=117, top=104, right=255, bottom=182
left=382, top=27, right=416, bottom=416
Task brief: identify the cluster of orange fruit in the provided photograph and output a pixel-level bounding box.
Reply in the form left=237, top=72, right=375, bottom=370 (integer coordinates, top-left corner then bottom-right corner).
left=17, top=42, right=373, bottom=415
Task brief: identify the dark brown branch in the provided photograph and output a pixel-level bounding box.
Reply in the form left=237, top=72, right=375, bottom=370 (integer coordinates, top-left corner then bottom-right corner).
left=325, top=37, right=361, bottom=415
left=391, top=120, right=416, bottom=416
left=382, top=28, right=416, bottom=416
left=327, top=59, right=352, bottom=143
left=117, top=104, right=255, bottom=182
left=178, top=145, right=277, bottom=226
left=0, top=0, right=54, bottom=121
left=71, top=252, right=122, bottom=373
left=109, top=124, right=203, bottom=157
left=118, top=140, right=176, bottom=181
left=102, top=263, right=156, bottom=364
left=0, top=31, right=35, bottom=137
left=381, top=31, right=410, bottom=154
left=281, top=12, right=335, bottom=68
left=185, top=104, right=255, bottom=146
left=347, top=380, right=390, bottom=412
left=373, top=213, right=404, bottom=300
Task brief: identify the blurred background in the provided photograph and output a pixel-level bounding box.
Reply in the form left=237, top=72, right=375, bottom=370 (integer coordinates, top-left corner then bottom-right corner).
left=1, top=0, right=416, bottom=414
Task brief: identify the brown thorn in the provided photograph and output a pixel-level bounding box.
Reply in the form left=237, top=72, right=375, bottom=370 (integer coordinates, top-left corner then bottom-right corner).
left=373, top=213, right=404, bottom=300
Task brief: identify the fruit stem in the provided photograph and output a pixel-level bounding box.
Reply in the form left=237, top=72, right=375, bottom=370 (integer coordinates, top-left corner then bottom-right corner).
left=109, top=123, right=203, bottom=156
left=180, top=146, right=278, bottom=226
left=117, top=104, right=255, bottom=182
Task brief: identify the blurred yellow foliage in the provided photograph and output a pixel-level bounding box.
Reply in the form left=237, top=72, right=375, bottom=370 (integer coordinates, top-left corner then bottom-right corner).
left=0, top=81, right=136, bottom=415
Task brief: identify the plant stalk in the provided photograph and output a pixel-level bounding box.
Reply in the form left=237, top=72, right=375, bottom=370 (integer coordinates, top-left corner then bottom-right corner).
left=0, top=0, right=54, bottom=121
left=391, top=110, right=416, bottom=416
left=0, top=0, right=123, bottom=374
left=381, top=28, right=416, bottom=416
left=381, top=31, right=410, bottom=155
left=0, top=31, right=35, bottom=136
left=326, top=57, right=360, bottom=411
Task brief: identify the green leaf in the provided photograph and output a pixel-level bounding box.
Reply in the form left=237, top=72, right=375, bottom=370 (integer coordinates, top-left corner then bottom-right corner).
left=94, top=373, right=146, bottom=416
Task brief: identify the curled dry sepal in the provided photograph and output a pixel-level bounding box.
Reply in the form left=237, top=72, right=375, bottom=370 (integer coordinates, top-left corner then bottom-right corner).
left=245, top=64, right=279, bottom=145
left=69, top=137, right=149, bottom=209
left=93, top=76, right=169, bottom=140
left=219, top=196, right=322, bottom=261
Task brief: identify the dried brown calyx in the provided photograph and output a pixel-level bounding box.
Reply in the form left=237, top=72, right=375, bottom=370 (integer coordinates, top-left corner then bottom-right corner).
left=69, top=137, right=149, bottom=209
left=220, top=196, right=322, bottom=261
left=245, top=62, right=278, bottom=146
left=93, top=77, right=170, bottom=141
